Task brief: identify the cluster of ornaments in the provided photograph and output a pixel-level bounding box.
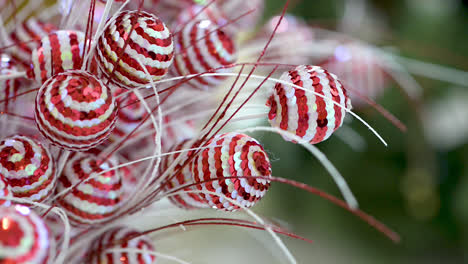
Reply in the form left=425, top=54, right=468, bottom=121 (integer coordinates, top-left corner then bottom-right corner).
left=0, top=0, right=361, bottom=263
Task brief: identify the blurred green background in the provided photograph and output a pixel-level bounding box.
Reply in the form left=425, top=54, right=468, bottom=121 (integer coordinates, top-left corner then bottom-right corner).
left=254, top=0, right=468, bottom=263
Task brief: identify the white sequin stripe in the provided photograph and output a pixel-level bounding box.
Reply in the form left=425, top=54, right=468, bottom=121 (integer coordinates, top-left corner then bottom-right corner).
left=96, top=49, right=146, bottom=88
left=302, top=69, right=317, bottom=142
left=57, top=31, right=74, bottom=71
left=193, top=23, right=224, bottom=84
left=33, top=34, right=52, bottom=83
left=99, top=36, right=170, bottom=85
left=181, top=23, right=218, bottom=87
left=208, top=25, right=236, bottom=63
left=317, top=70, right=336, bottom=141
left=139, top=19, right=172, bottom=45
left=284, top=70, right=300, bottom=134
left=268, top=79, right=284, bottom=129
left=333, top=74, right=347, bottom=127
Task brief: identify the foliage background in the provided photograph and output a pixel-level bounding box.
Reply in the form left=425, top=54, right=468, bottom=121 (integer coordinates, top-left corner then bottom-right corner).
left=251, top=0, right=468, bottom=263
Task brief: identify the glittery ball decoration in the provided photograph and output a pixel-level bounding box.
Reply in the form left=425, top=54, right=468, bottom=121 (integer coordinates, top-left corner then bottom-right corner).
left=35, top=70, right=118, bottom=151
left=0, top=175, right=12, bottom=206
left=266, top=65, right=352, bottom=144
left=55, top=153, right=123, bottom=225
left=191, top=132, right=271, bottom=211
left=9, top=18, right=57, bottom=69
left=171, top=19, right=237, bottom=90
left=0, top=204, right=55, bottom=263
left=0, top=135, right=56, bottom=203
left=89, top=226, right=156, bottom=264
left=321, top=43, right=387, bottom=106
left=175, top=4, right=233, bottom=34
left=0, top=54, right=20, bottom=112
left=30, top=30, right=86, bottom=84
left=162, top=139, right=209, bottom=210
left=95, top=10, right=174, bottom=88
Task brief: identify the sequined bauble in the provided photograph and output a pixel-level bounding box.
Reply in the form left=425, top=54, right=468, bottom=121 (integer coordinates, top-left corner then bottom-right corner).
left=0, top=175, right=12, bottom=206
left=35, top=70, right=118, bottom=151
left=171, top=19, right=236, bottom=90
left=0, top=0, right=57, bottom=33
left=0, top=54, right=20, bottom=112
left=0, top=135, right=56, bottom=202
left=162, top=139, right=209, bottom=210
left=30, top=30, right=86, bottom=84
left=111, top=88, right=148, bottom=140
left=89, top=226, right=156, bottom=264
left=96, top=10, right=174, bottom=88
left=0, top=204, right=55, bottom=263
left=266, top=65, right=352, bottom=144
left=56, top=153, right=123, bottom=225
left=175, top=4, right=233, bottom=33
left=10, top=18, right=57, bottom=69
left=321, top=43, right=388, bottom=106
left=191, top=133, right=271, bottom=211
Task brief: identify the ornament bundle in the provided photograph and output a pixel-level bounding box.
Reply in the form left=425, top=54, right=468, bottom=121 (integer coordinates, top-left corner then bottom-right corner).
left=0, top=0, right=410, bottom=263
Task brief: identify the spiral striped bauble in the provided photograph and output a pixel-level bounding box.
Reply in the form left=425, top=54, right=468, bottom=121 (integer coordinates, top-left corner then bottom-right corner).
left=9, top=18, right=57, bottom=69
left=0, top=175, right=12, bottom=206
left=321, top=43, right=387, bottom=107
left=29, top=30, right=86, bottom=84
left=0, top=54, right=21, bottom=112
left=95, top=10, right=174, bottom=88
left=162, top=139, right=209, bottom=210
left=89, top=226, right=156, bottom=264
left=55, top=153, right=123, bottom=226
left=266, top=65, right=352, bottom=144
left=35, top=70, right=118, bottom=151
left=171, top=19, right=237, bottom=90
left=0, top=135, right=56, bottom=202
left=0, top=205, right=55, bottom=263
left=191, top=133, right=271, bottom=211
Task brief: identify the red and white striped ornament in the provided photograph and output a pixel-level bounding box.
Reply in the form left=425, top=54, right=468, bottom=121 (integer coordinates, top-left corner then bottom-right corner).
left=266, top=65, right=352, bottom=144
left=321, top=43, right=388, bottom=106
left=35, top=70, right=118, bottom=151
left=0, top=54, right=21, bottom=112
left=191, top=133, right=271, bottom=211
left=0, top=135, right=56, bottom=202
left=29, top=30, right=87, bottom=84
left=171, top=19, right=237, bottom=90
left=89, top=226, right=156, bottom=264
left=55, top=153, right=123, bottom=226
left=96, top=10, right=174, bottom=88
left=9, top=18, right=57, bottom=69
left=0, top=175, right=12, bottom=206
left=0, top=204, right=55, bottom=263
left=162, top=139, right=209, bottom=210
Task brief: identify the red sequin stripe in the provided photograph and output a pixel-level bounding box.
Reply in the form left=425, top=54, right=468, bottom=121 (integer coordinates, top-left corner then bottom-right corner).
left=99, top=35, right=168, bottom=85
left=309, top=68, right=328, bottom=144
left=277, top=81, right=289, bottom=131
left=48, top=33, right=64, bottom=77
left=66, top=75, right=104, bottom=103
left=128, top=14, right=173, bottom=48
left=58, top=200, right=118, bottom=222
left=203, top=28, right=231, bottom=81
left=207, top=30, right=235, bottom=66
left=290, top=70, right=309, bottom=138
left=324, top=70, right=343, bottom=133
left=70, top=161, right=122, bottom=191
left=178, top=24, right=209, bottom=86
left=191, top=22, right=223, bottom=81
